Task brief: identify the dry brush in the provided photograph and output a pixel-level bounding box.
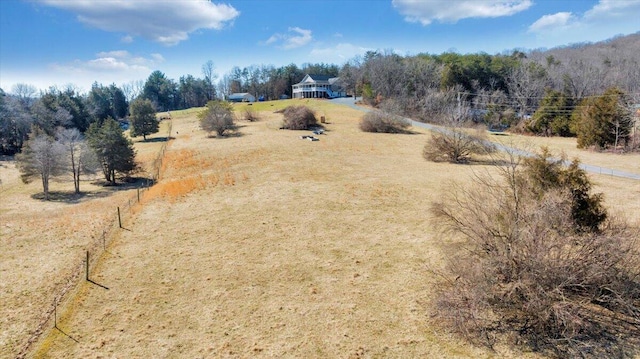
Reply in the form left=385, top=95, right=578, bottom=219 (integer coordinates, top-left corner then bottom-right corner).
left=431, top=148, right=640, bottom=358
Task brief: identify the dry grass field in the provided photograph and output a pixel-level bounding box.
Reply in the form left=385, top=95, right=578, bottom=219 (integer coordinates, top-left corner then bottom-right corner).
left=2, top=99, right=638, bottom=358
left=0, top=120, right=170, bottom=358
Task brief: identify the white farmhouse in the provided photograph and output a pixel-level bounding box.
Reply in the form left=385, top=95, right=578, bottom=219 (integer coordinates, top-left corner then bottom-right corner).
left=292, top=74, right=346, bottom=99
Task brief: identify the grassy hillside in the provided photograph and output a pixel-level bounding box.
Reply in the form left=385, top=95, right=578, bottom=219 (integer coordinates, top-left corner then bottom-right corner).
left=2, top=99, right=638, bottom=358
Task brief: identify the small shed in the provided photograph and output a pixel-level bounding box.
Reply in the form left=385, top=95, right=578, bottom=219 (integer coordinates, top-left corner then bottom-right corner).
left=228, top=93, right=256, bottom=103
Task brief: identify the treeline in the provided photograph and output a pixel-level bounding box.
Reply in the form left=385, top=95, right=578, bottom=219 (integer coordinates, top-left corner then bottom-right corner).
left=347, top=40, right=639, bottom=120
left=0, top=61, right=338, bottom=156
left=2, top=33, right=639, bottom=156
left=342, top=33, right=639, bottom=150
left=1, top=83, right=128, bottom=155
left=219, top=62, right=339, bottom=100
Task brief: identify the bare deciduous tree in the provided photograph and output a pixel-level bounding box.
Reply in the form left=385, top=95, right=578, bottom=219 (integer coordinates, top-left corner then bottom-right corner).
left=561, top=58, right=608, bottom=101
left=120, top=81, right=137, bottom=103
left=16, top=130, right=66, bottom=200
left=202, top=60, right=218, bottom=101
left=0, top=93, right=33, bottom=155
left=507, top=61, right=547, bottom=121
left=217, top=74, right=232, bottom=100
left=56, top=128, right=97, bottom=193
left=11, top=83, right=38, bottom=106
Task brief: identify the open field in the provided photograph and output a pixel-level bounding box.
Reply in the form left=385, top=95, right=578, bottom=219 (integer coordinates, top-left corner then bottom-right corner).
left=2, top=99, right=638, bottom=358
left=0, top=120, right=170, bottom=358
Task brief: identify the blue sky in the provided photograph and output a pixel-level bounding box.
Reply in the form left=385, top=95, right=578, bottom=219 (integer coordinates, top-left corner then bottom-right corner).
left=1, top=0, right=639, bottom=93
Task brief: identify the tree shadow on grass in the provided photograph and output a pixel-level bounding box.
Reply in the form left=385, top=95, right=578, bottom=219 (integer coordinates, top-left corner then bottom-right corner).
left=466, top=158, right=515, bottom=166
left=137, top=136, right=175, bottom=143
left=206, top=131, right=247, bottom=139
left=426, top=157, right=513, bottom=167
left=32, top=177, right=155, bottom=203
left=366, top=128, right=421, bottom=135
left=31, top=190, right=111, bottom=203
left=397, top=128, right=422, bottom=135
left=92, top=176, right=155, bottom=190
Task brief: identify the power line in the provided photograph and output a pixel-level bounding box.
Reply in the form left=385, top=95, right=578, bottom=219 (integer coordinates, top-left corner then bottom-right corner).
left=459, top=91, right=640, bottom=101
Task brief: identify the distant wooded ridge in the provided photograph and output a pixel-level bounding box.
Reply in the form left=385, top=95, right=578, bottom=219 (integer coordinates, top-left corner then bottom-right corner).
left=2, top=32, right=638, bottom=155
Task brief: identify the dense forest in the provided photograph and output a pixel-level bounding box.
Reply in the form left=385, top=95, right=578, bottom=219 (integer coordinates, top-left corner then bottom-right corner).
left=1, top=32, right=639, bottom=155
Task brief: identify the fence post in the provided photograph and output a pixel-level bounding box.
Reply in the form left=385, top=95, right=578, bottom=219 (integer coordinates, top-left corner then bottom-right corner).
left=117, top=207, right=122, bottom=228
left=54, top=298, right=57, bottom=329
left=86, top=251, right=89, bottom=281
left=137, top=187, right=140, bottom=202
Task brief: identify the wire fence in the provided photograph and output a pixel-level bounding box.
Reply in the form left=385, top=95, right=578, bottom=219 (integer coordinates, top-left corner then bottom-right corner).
left=17, top=120, right=173, bottom=358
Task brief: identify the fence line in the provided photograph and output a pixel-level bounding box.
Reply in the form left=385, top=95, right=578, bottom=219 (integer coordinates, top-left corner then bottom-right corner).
left=17, top=120, right=173, bottom=358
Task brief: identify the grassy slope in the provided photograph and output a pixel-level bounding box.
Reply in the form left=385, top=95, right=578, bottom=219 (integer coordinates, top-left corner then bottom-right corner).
left=5, top=99, right=637, bottom=358
left=0, top=121, right=170, bottom=358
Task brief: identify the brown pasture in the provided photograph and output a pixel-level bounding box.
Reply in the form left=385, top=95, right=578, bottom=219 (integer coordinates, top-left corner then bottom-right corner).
left=1, top=100, right=637, bottom=358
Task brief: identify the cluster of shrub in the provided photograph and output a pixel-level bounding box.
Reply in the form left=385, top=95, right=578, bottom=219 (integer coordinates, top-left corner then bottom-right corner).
left=197, top=102, right=321, bottom=138
left=431, top=148, right=640, bottom=358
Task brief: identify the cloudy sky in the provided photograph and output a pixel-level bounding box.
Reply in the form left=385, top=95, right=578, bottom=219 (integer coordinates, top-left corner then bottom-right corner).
left=1, top=0, right=639, bottom=93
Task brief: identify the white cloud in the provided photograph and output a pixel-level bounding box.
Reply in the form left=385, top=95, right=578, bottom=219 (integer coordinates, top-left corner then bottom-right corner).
left=584, top=0, right=640, bottom=20
left=310, top=43, right=372, bottom=61
left=96, top=50, right=130, bottom=59
left=392, top=0, right=532, bottom=25
left=86, top=57, right=133, bottom=71
left=528, top=12, right=575, bottom=33
left=265, top=34, right=281, bottom=46
left=263, top=27, right=313, bottom=49
left=285, top=27, right=312, bottom=49
left=50, top=51, right=162, bottom=74
left=1, top=51, right=168, bottom=92
left=38, top=0, right=240, bottom=45
left=150, top=53, right=165, bottom=62
left=528, top=0, right=640, bottom=41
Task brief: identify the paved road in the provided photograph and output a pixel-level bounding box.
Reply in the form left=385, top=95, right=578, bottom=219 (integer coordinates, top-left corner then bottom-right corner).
left=330, top=97, right=640, bottom=181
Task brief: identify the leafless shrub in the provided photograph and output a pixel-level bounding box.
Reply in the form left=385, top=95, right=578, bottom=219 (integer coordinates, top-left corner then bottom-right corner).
left=423, top=128, right=495, bottom=163
left=431, top=148, right=640, bottom=358
left=359, top=111, right=410, bottom=133
left=198, top=100, right=238, bottom=137
left=281, top=105, right=317, bottom=130
left=242, top=108, right=260, bottom=122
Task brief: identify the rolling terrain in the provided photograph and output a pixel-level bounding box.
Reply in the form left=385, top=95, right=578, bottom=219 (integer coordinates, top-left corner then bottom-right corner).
left=2, top=100, right=638, bottom=358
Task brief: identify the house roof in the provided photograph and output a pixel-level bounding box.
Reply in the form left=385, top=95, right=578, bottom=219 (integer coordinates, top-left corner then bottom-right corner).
left=228, top=93, right=254, bottom=99
left=307, top=74, right=332, bottom=82
left=294, top=74, right=340, bottom=86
